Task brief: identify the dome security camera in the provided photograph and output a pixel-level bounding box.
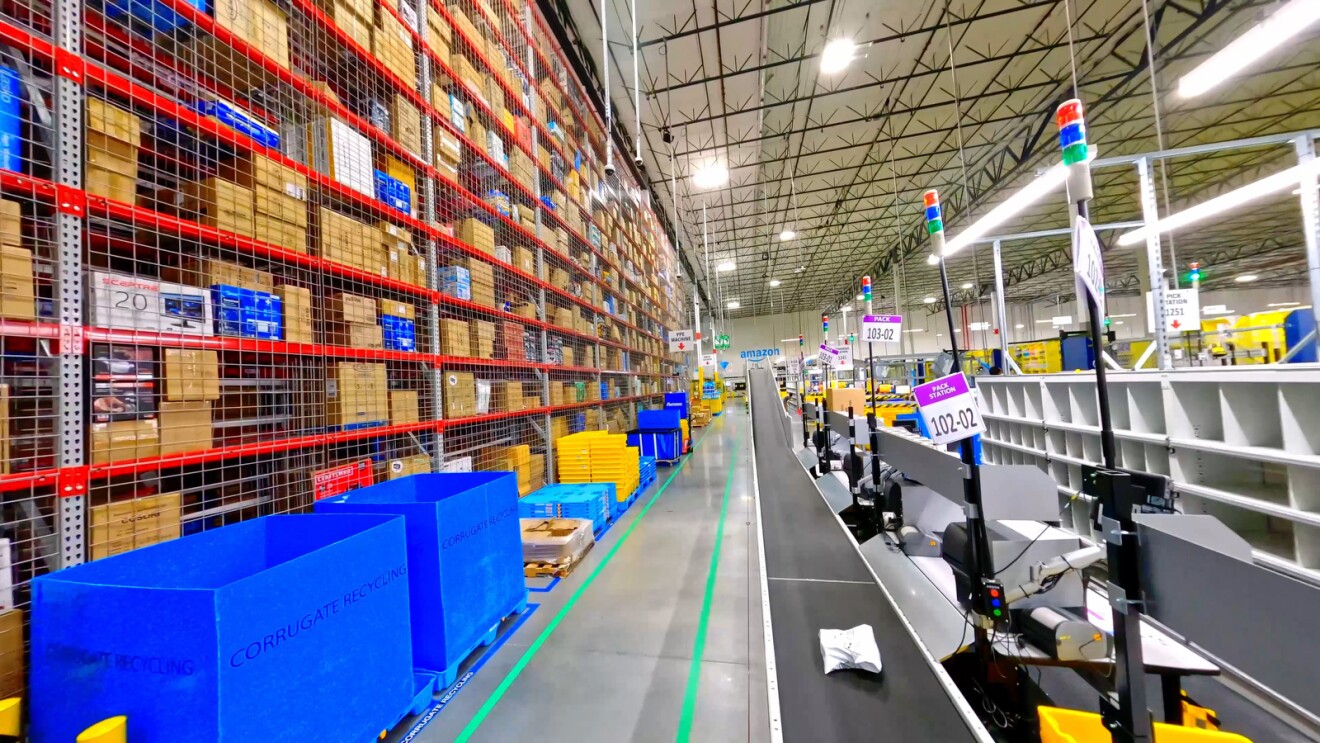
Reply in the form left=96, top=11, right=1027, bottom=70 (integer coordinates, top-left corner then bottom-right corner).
left=604, top=162, right=617, bottom=177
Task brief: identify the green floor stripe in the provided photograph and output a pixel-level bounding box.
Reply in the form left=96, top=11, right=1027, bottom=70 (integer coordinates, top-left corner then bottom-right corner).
left=675, top=438, right=740, bottom=742
left=452, top=421, right=719, bottom=743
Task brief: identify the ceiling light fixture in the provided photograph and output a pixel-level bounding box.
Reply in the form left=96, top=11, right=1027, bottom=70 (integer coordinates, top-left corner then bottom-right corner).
left=839, top=305, right=853, bottom=313
left=1118, top=159, right=1320, bottom=247
left=779, top=229, right=796, bottom=241
left=769, top=279, right=782, bottom=287
left=903, top=329, right=924, bottom=334
left=793, top=266, right=806, bottom=273
left=726, top=300, right=741, bottom=309
left=961, top=282, right=973, bottom=289
left=1109, top=313, right=1137, bottom=318
left=922, top=296, right=937, bottom=304
left=1268, top=302, right=1301, bottom=307
left=1014, top=323, right=1025, bottom=329
left=715, top=260, right=736, bottom=272
left=943, top=164, right=1072, bottom=256
left=692, top=162, right=729, bottom=189
left=927, top=254, right=940, bottom=265
left=1115, top=321, right=1125, bottom=326
left=1234, top=274, right=1258, bottom=283
left=856, top=294, right=864, bottom=301
left=819, top=38, right=857, bottom=75
left=968, top=322, right=990, bottom=330
left=1177, top=0, right=1320, bottom=99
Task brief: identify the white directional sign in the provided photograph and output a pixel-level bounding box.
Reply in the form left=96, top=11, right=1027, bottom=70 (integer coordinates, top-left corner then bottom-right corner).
left=1159, top=289, right=1199, bottom=333
left=837, top=347, right=854, bottom=371
left=699, top=352, right=717, bottom=368
left=669, top=328, right=695, bottom=352
left=1073, top=216, right=1105, bottom=315
left=861, top=314, right=903, bottom=344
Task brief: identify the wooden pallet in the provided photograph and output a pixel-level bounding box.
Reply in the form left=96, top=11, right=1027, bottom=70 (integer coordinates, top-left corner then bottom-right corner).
left=524, top=541, right=594, bottom=578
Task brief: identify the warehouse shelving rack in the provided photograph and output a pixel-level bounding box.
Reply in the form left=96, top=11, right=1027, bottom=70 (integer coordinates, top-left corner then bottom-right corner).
left=0, top=0, right=683, bottom=673
left=978, top=367, right=1320, bottom=584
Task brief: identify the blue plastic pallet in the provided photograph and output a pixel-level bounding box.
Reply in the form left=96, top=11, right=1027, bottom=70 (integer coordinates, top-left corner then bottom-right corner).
left=522, top=484, right=614, bottom=532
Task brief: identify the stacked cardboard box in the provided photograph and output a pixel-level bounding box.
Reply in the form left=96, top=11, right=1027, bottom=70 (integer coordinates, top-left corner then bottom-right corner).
left=374, top=6, right=417, bottom=90
left=326, top=362, right=388, bottom=429
left=440, top=317, right=471, bottom=356
left=190, top=0, right=289, bottom=91
left=86, top=99, right=140, bottom=203
left=315, top=207, right=385, bottom=274
left=0, top=608, right=21, bottom=698
left=471, top=319, right=495, bottom=359
left=484, top=444, right=537, bottom=496
left=0, top=200, right=34, bottom=320
left=89, top=492, right=182, bottom=560
left=459, top=256, right=496, bottom=307
left=390, top=390, right=419, bottom=424
left=382, top=224, right=425, bottom=286
left=159, top=349, right=219, bottom=456
left=182, top=177, right=255, bottom=238
left=387, top=454, right=431, bottom=479
left=326, top=292, right=382, bottom=349
left=91, top=419, right=159, bottom=464
left=390, top=92, right=423, bottom=156
left=220, top=153, right=308, bottom=252
left=426, top=4, right=452, bottom=61
left=276, top=285, right=314, bottom=343
left=163, top=258, right=275, bottom=293
left=319, top=0, right=372, bottom=49
left=379, top=298, right=416, bottom=352
left=458, top=218, right=496, bottom=255
left=443, top=370, right=477, bottom=418
left=434, top=125, right=461, bottom=182
left=493, top=381, right=524, bottom=412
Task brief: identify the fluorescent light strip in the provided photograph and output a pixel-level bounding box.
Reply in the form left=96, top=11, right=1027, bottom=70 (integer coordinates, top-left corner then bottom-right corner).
left=1117, top=159, right=1320, bottom=247
left=942, top=165, right=1070, bottom=256
left=1178, top=0, right=1320, bottom=99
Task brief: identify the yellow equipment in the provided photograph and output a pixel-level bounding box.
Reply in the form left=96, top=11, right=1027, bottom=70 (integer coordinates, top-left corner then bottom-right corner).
left=78, top=716, right=128, bottom=743
left=1038, top=707, right=1250, bottom=743
left=0, top=698, right=20, bottom=738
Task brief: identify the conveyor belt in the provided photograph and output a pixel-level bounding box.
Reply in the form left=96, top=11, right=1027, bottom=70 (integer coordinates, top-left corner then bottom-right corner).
left=751, top=370, right=984, bottom=742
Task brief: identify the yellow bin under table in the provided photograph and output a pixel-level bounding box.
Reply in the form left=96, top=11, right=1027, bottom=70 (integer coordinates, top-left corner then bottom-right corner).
left=1039, top=707, right=1251, bottom=743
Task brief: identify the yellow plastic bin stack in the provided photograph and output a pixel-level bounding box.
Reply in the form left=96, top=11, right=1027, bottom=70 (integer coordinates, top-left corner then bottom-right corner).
left=1038, top=707, right=1251, bottom=743
left=680, top=419, right=691, bottom=452
left=555, top=432, right=641, bottom=511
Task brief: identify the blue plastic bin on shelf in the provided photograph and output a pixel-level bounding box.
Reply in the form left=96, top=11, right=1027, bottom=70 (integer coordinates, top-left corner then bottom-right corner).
left=664, top=392, right=690, bottom=420
left=315, top=472, right=527, bottom=682
left=30, top=514, right=414, bottom=743
left=627, top=428, right=682, bottom=463
left=639, top=409, right=681, bottom=430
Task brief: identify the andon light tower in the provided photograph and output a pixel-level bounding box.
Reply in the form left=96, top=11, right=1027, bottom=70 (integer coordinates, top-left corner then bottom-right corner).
left=1057, top=98, right=1152, bottom=743
left=922, top=189, right=995, bottom=663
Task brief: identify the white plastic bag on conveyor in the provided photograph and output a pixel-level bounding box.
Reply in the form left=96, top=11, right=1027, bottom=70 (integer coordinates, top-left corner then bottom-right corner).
left=819, top=625, right=883, bottom=675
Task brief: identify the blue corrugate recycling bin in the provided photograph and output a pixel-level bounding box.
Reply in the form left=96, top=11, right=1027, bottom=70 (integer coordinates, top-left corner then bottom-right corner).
left=315, top=472, right=527, bottom=682
left=664, top=392, right=689, bottom=420
left=638, top=408, right=681, bottom=430
left=628, top=428, right=682, bottom=463
left=30, top=514, right=414, bottom=743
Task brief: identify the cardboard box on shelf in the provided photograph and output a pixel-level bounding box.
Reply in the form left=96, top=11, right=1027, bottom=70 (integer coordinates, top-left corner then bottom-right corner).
left=159, top=400, right=213, bottom=456
left=314, top=207, right=384, bottom=273
left=181, top=177, right=256, bottom=238
left=522, top=382, right=541, bottom=408
left=387, top=454, right=431, bottom=479
left=440, top=318, right=471, bottom=357
left=308, top=117, right=374, bottom=198
left=327, top=292, right=377, bottom=325
left=0, top=608, right=22, bottom=698
left=378, top=298, right=416, bottom=320
left=219, top=152, right=307, bottom=198
left=390, top=93, right=422, bottom=156
left=86, top=99, right=141, bottom=203
left=493, top=381, right=523, bottom=412
left=90, top=419, right=160, bottom=464
left=0, top=199, right=20, bottom=249
left=390, top=390, right=419, bottom=424
left=373, top=7, right=416, bottom=89
left=163, top=349, right=220, bottom=401
left=276, top=285, right=314, bottom=343
left=89, top=492, right=182, bottom=560
left=192, top=0, right=290, bottom=91
left=0, top=245, right=35, bottom=321
left=327, top=362, right=388, bottom=429
left=471, top=319, right=495, bottom=359
left=325, top=321, right=384, bottom=349
left=162, top=258, right=274, bottom=293
left=443, top=370, right=477, bottom=418
left=458, top=218, right=496, bottom=254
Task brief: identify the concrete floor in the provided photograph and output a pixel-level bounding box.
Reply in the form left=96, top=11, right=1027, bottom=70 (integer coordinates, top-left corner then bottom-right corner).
left=402, top=404, right=772, bottom=743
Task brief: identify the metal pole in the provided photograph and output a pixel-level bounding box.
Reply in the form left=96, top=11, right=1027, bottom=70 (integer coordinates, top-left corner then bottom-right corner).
left=1074, top=206, right=1117, bottom=469
left=1137, top=158, right=1171, bottom=370
left=1295, top=135, right=1320, bottom=335
left=992, top=239, right=1010, bottom=370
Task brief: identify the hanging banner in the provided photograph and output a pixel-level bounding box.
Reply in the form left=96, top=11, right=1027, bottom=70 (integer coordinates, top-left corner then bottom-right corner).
left=913, top=372, right=986, bottom=446
left=861, top=314, right=903, bottom=344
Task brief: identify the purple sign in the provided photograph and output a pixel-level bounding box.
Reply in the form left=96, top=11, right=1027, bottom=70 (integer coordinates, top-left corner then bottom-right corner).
left=913, top=372, right=971, bottom=408
left=863, top=314, right=901, bottom=324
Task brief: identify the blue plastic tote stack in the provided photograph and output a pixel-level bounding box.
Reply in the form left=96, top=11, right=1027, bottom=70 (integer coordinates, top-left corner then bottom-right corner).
left=30, top=514, right=416, bottom=743
left=315, top=472, right=528, bottom=686
left=663, top=391, right=690, bottom=420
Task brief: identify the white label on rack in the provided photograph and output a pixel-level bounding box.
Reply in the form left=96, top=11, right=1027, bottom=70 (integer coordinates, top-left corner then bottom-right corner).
left=913, top=372, right=986, bottom=445
left=861, top=314, right=902, bottom=344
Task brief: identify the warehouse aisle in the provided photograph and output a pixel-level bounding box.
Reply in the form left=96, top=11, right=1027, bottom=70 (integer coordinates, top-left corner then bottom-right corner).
left=407, top=405, right=771, bottom=743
